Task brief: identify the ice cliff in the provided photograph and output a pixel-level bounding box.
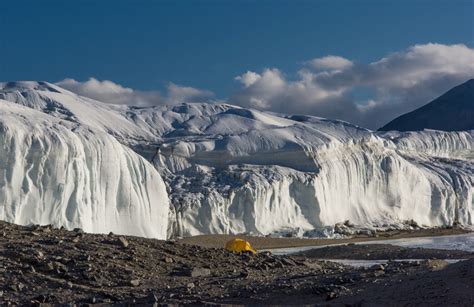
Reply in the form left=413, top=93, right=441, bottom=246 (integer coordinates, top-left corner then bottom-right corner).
left=0, top=81, right=472, bottom=238
left=0, top=84, right=169, bottom=238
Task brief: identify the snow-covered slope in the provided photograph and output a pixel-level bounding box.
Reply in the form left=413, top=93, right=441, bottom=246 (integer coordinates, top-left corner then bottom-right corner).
left=0, top=81, right=472, bottom=238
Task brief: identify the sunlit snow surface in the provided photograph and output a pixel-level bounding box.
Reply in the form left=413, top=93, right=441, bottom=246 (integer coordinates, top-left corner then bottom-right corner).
left=0, top=81, right=473, bottom=238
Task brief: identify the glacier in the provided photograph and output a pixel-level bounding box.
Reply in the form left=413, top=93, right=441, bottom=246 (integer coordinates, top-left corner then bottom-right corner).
left=0, top=81, right=472, bottom=239
left=0, top=87, right=169, bottom=238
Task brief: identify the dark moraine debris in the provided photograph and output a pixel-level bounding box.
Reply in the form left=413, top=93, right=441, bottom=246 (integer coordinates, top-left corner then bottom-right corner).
left=0, top=221, right=473, bottom=305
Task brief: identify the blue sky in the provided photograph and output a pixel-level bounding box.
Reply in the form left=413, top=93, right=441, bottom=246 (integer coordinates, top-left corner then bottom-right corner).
left=1, top=0, right=473, bottom=128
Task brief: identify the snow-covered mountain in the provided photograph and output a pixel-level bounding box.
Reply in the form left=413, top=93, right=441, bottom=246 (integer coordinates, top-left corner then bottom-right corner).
left=0, top=81, right=472, bottom=239
left=380, top=79, right=474, bottom=131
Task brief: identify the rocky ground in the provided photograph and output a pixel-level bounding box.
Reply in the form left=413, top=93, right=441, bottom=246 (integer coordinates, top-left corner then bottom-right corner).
left=1, top=221, right=473, bottom=306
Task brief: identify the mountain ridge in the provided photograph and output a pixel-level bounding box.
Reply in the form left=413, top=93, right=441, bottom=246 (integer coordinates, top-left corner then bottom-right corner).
left=379, top=79, right=474, bottom=131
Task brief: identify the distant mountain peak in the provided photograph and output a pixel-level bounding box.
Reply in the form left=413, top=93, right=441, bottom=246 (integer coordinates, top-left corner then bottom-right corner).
left=379, top=79, right=474, bottom=132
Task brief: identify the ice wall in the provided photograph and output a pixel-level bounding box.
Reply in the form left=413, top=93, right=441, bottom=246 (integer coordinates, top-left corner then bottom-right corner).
left=157, top=131, right=473, bottom=238
left=0, top=101, right=169, bottom=238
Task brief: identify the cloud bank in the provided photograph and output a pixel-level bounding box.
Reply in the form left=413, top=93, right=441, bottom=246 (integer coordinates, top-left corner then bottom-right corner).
left=231, top=43, right=474, bottom=129
left=56, top=43, right=474, bottom=129
left=56, top=78, right=214, bottom=107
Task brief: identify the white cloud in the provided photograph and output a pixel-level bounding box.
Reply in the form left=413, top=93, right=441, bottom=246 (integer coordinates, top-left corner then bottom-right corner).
left=166, top=82, right=214, bottom=104
left=235, top=71, right=262, bottom=88
left=308, top=55, right=353, bottom=71
left=56, top=78, right=214, bottom=106
left=231, top=43, right=474, bottom=129
left=56, top=78, right=162, bottom=106
left=56, top=44, right=474, bottom=129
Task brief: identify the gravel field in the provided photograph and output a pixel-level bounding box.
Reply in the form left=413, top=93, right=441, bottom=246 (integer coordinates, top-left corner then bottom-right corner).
left=1, top=221, right=472, bottom=306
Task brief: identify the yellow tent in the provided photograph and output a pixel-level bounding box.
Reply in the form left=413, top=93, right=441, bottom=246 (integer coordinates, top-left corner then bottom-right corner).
left=225, top=238, right=257, bottom=254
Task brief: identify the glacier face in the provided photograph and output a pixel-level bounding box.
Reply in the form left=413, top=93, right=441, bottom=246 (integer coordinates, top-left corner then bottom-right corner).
left=0, top=97, right=169, bottom=238
left=159, top=128, right=473, bottom=237
left=0, top=81, right=472, bottom=238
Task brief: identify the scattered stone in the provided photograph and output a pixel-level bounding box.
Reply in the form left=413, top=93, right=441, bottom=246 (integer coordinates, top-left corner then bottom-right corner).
left=326, top=292, right=337, bottom=300
left=371, top=264, right=385, bottom=271
left=188, top=267, right=211, bottom=278
left=303, top=261, right=322, bottom=271
left=43, top=262, right=55, bottom=272
left=425, top=259, right=449, bottom=271
left=42, top=226, right=51, bottom=233
left=373, top=270, right=385, bottom=277
left=118, top=237, right=129, bottom=248
left=73, top=228, right=84, bottom=233
left=164, top=256, right=174, bottom=263
left=129, top=279, right=140, bottom=287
